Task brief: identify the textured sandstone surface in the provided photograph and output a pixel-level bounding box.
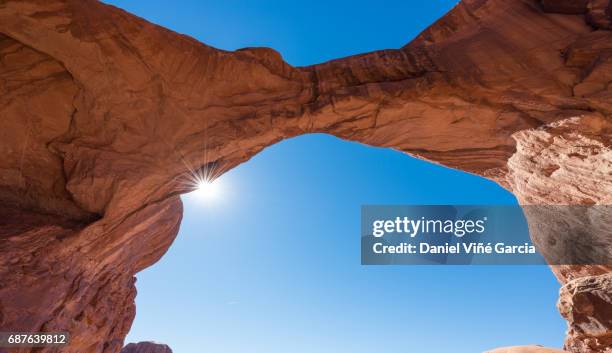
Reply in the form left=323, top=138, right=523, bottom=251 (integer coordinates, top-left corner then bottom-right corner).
left=120, top=342, right=172, bottom=353
left=559, top=273, right=612, bottom=353
left=0, top=0, right=610, bottom=353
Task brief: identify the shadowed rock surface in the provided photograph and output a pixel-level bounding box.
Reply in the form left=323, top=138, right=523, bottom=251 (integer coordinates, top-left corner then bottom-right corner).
left=120, top=342, right=172, bottom=353
left=0, top=0, right=610, bottom=352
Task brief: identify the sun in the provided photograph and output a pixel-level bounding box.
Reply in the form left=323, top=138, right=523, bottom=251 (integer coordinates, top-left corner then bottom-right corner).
left=180, top=162, right=223, bottom=202
left=193, top=178, right=221, bottom=200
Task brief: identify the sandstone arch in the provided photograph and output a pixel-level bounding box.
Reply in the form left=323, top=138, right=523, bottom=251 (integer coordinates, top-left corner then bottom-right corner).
left=0, top=0, right=610, bottom=352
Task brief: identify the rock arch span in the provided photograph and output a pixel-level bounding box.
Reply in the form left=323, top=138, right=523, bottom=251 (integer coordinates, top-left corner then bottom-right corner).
left=0, top=0, right=610, bottom=352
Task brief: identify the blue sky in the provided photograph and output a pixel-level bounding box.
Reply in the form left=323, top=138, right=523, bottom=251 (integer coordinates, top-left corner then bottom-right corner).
left=102, top=1, right=565, bottom=352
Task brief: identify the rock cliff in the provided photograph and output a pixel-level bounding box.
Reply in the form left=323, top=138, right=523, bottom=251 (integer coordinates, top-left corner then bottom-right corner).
left=0, top=0, right=610, bottom=352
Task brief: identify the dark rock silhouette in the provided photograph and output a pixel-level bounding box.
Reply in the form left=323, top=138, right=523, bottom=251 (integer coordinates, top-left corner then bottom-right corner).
left=121, top=342, right=173, bottom=353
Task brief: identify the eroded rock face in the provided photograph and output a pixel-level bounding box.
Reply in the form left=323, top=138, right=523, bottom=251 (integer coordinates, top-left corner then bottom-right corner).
left=120, top=342, right=173, bottom=353
left=0, top=198, right=182, bottom=353
left=507, top=116, right=612, bottom=274
left=0, top=0, right=610, bottom=352
left=558, top=273, right=612, bottom=353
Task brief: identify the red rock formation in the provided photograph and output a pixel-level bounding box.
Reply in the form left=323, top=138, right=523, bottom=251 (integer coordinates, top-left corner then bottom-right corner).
left=120, top=342, right=172, bottom=353
left=0, top=0, right=610, bottom=352
left=558, top=273, right=612, bottom=353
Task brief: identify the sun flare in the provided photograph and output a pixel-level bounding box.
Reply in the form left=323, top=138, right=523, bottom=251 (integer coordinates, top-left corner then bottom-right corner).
left=180, top=162, right=223, bottom=202
left=192, top=177, right=220, bottom=200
